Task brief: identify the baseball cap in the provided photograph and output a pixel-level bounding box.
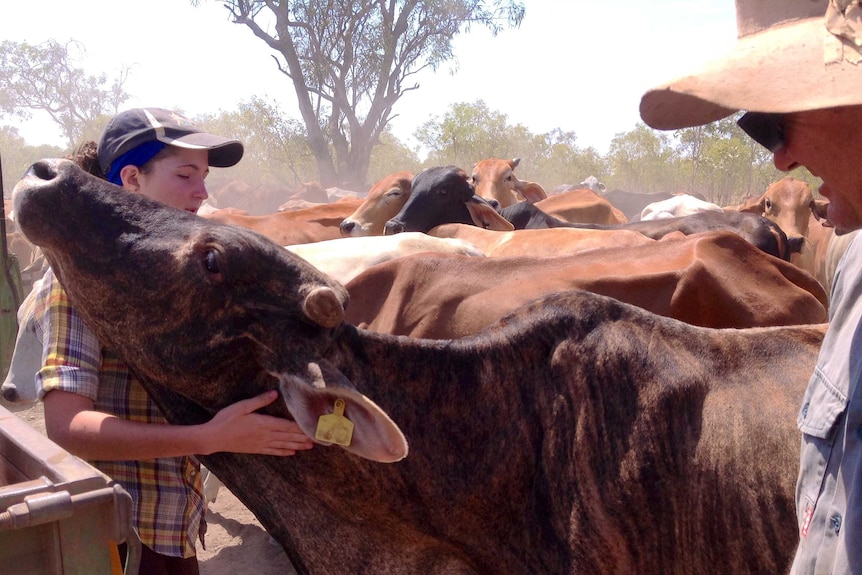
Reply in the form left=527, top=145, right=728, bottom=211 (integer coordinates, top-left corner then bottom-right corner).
left=98, top=107, right=244, bottom=176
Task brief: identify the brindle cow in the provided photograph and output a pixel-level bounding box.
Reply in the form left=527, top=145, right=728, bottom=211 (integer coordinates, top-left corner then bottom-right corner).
left=14, top=158, right=822, bottom=575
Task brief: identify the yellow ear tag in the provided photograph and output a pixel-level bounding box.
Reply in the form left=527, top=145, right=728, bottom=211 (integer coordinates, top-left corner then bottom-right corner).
left=315, top=398, right=354, bottom=447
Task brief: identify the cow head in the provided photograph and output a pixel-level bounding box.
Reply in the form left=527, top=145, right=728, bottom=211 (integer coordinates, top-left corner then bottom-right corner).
left=578, top=175, right=607, bottom=194
left=339, top=171, right=414, bottom=237
left=13, top=159, right=407, bottom=463
left=384, top=165, right=514, bottom=234
left=470, top=157, right=547, bottom=208
left=739, top=176, right=821, bottom=253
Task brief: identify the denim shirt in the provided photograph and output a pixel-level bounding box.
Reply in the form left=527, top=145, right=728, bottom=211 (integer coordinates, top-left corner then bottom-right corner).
left=792, top=232, right=862, bottom=574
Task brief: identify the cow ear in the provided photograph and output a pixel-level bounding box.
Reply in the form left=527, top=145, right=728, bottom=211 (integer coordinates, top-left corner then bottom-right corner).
left=278, top=367, right=408, bottom=463
left=514, top=180, right=548, bottom=204
left=737, top=196, right=765, bottom=214
left=811, top=199, right=833, bottom=227
left=466, top=200, right=514, bottom=231
left=302, top=286, right=345, bottom=328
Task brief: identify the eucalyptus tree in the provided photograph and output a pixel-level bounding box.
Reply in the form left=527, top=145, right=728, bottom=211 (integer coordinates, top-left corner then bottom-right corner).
left=415, top=99, right=547, bottom=176
left=606, top=123, right=681, bottom=194
left=204, top=0, right=525, bottom=188
left=0, top=39, right=128, bottom=148
left=197, top=97, right=319, bottom=187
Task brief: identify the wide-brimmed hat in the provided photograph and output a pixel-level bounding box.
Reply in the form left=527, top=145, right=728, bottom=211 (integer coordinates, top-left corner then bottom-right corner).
left=640, top=0, right=862, bottom=130
left=98, top=107, right=244, bottom=175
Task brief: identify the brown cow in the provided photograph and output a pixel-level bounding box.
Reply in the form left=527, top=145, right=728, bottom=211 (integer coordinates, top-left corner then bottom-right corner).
left=202, top=198, right=363, bottom=246
left=346, top=231, right=828, bottom=338
left=339, top=171, right=414, bottom=237
left=429, top=223, right=655, bottom=257
left=14, top=158, right=823, bottom=574
left=207, top=180, right=298, bottom=215
left=470, top=157, right=547, bottom=207
left=533, top=186, right=627, bottom=224
left=735, top=176, right=829, bottom=272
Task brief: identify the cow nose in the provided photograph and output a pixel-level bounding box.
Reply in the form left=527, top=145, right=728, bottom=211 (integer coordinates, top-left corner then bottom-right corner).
left=384, top=220, right=404, bottom=235
left=339, top=220, right=356, bottom=236
left=786, top=236, right=805, bottom=253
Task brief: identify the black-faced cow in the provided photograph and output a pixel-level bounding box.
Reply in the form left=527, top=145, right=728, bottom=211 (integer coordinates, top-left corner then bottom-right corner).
left=14, top=158, right=822, bottom=575
left=383, top=166, right=513, bottom=234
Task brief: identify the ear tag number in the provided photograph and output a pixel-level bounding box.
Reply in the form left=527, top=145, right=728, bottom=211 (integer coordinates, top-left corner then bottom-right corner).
left=315, top=398, right=354, bottom=446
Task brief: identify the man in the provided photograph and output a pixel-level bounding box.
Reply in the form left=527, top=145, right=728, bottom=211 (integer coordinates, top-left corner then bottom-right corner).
left=640, top=1, right=862, bottom=573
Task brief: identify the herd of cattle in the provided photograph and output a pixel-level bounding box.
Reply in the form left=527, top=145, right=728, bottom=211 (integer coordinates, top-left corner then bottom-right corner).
left=198, top=157, right=844, bottom=323
left=3, top=156, right=856, bottom=574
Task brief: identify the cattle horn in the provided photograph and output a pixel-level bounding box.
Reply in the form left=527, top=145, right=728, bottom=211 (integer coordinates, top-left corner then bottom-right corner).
left=302, top=286, right=345, bottom=328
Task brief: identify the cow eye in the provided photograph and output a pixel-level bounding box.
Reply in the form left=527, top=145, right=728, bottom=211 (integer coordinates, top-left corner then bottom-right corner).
left=204, top=249, right=222, bottom=275
left=764, top=198, right=773, bottom=210
left=203, top=248, right=225, bottom=282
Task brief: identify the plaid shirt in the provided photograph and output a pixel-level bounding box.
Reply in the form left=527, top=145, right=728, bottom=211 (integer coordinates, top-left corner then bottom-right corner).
left=33, top=269, right=205, bottom=558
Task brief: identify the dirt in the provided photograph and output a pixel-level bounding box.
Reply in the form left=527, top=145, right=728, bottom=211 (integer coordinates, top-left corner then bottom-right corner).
left=1, top=398, right=298, bottom=575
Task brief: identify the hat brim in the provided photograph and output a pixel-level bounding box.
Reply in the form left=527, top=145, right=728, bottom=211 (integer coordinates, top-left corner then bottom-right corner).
left=159, top=133, right=244, bottom=168
left=640, top=17, right=862, bottom=130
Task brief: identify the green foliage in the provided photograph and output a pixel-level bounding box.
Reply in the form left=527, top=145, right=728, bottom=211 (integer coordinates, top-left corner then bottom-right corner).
left=530, top=130, right=608, bottom=190
left=0, top=126, right=65, bottom=197
left=196, top=97, right=319, bottom=189
left=0, top=40, right=128, bottom=148
left=368, top=129, right=422, bottom=186
left=606, top=124, right=680, bottom=193
left=415, top=100, right=533, bottom=170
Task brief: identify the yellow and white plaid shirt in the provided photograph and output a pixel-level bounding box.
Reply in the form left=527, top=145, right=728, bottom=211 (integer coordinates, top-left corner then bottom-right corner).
left=33, top=268, right=205, bottom=558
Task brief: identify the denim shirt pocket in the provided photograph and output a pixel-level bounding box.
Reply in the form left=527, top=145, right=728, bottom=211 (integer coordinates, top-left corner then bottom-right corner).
left=798, top=367, right=847, bottom=439
left=795, top=367, right=848, bottom=533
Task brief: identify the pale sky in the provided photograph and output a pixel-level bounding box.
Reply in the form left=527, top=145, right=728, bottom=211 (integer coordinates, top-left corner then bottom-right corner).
left=1, top=0, right=738, bottom=155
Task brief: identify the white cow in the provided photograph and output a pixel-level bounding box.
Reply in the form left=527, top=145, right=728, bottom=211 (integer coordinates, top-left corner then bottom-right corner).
left=2, top=277, right=44, bottom=404
left=286, top=232, right=484, bottom=285
left=639, top=194, right=724, bottom=221
left=578, top=175, right=607, bottom=194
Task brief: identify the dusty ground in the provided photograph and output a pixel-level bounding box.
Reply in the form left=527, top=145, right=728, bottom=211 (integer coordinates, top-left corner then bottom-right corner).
left=2, top=398, right=298, bottom=575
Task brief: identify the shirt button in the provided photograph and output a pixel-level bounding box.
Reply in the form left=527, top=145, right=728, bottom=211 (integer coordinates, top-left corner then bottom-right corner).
left=831, top=514, right=842, bottom=535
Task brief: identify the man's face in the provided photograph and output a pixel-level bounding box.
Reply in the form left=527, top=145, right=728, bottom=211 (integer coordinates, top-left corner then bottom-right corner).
left=775, top=105, right=862, bottom=235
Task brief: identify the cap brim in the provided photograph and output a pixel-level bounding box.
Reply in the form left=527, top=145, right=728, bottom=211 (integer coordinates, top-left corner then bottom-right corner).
left=160, top=133, right=244, bottom=167
left=640, top=17, right=862, bottom=130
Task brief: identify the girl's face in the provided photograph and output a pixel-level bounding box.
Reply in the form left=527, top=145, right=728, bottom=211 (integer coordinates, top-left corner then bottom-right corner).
left=120, top=146, right=210, bottom=213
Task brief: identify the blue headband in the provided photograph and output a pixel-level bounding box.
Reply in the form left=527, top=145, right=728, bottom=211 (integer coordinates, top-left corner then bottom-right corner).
left=105, top=140, right=166, bottom=185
